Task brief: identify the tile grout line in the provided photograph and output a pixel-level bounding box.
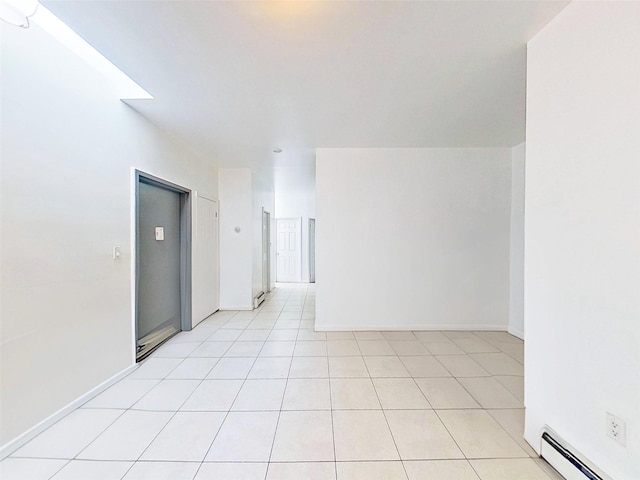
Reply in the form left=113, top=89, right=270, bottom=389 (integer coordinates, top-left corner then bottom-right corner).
left=356, top=339, right=410, bottom=480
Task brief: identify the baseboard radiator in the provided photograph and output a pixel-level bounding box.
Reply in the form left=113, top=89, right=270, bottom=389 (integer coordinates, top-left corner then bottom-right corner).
left=253, top=291, right=266, bottom=309
left=541, top=430, right=609, bottom=480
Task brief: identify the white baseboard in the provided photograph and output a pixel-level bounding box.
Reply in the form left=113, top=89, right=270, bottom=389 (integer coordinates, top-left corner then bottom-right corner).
left=316, top=324, right=508, bottom=332
left=0, top=363, right=138, bottom=460
left=508, top=326, right=525, bottom=340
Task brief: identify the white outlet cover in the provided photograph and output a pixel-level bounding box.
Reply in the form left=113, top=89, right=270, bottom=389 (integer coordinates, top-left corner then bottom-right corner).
left=606, top=412, right=626, bottom=446
left=155, top=226, right=165, bottom=241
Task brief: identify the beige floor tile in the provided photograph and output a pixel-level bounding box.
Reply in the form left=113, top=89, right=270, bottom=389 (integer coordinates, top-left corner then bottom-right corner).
left=206, top=357, right=254, bottom=379
left=140, top=412, right=225, bottom=461
left=358, top=341, right=396, bottom=356
left=294, top=341, right=328, bottom=356
left=390, top=341, right=430, bottom=356
left=494, top=342, right=525, bottom=364
left=487, top=409, right=537, bottom=457
left=274, top=320, right=301, bottom=329
left=469, top=353, right=524, bottom=376
left=331, top=378, right=381, bottom=409
left=132, top=380, right=200, bottom=411
left=458, top=377, right=522, bottom=409
left=329, top=357, right=370, bottom=378
left=437, top=410, right=528, bottom=458
left=248, top=357, right=291, bottom=379
left=373, top=378, right=431, bottom=409
left=259, top=341, right=296, bottom=357
left=493, top=376, right=524, bottom=402
left=364, top=356, right=410, bottom=377
left=337, top=461, right=407, bottom=480
left=354, top=331, right=385, bottom=340
left=533, top=458, right=565, bottom=480
left=412, top=332, right=450, bottom=343
left=386, top=410, right=463, bottom=460
left=282, top=379, right=331, bottom=410
left=224, top=341, right=264, bottom=357
left=473, top=331, right=523, bottom=345
left=231, top=379, right=286, bottom=411
left=423, top=342, right=466, bottom=355
left=403, top=460, right=480, bottom=480
left=122, top=461, right=200, bottom=480
left=442, top=331, right=477, bottom=339
left=400, top=356, right=451, bottom=377
left=237, top=329, right=271, bottom=342
left=297, top=330, right=327, bottom=341
left=452, top=338, right=500, bottom=354
left=333, top=410, right=399, bottom=461
left=326, top=331, right=356, bottom=340
left=205, top=411, right=279, bottom=461
left=470, top=459, right=551, bottom=480
left=180, top=380, right=243, bottom=411
left=327, top=340, right=361, bottom=356
left=166, top=358, right=219, bottom=379
left=271, top=411, right=334, bottom=461
left=267, top=330, right=298, bottom=341
left=195, top=462, right=267, bottom=480
left=383, top=332, right=417, bottom=341
left=267, top=462, right=336, bottom=480
left=189, top=342, right=232, bottom=358
left=290, top=357, right=329, bottom=378
left=415, top=378, right=479, bottom=409
left=435, top=355, right=490, bottom=377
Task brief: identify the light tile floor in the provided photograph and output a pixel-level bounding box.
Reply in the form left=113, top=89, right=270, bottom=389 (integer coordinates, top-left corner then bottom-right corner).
left=1, top=284, right=563, bottom=480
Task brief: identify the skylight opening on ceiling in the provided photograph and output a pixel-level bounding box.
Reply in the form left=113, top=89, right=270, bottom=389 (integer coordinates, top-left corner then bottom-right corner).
left=32, top=4, right=153, bottom=100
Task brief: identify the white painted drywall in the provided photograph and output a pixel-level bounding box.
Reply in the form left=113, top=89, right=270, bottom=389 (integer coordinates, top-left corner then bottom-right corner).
left=252, top=171, right=275, bottom=298
left=508, top=142, right=525, bottom=339
left=524, top=3, right=640, bottom=478
left=192, top=194, right=219, bottom=327
left=0, top=23, right=217, bottom=446
left=315, top=148, right=512, bottom=331
left=275, top=166, right=316, bottom=283
left=218, top=169, right=253, bottom=310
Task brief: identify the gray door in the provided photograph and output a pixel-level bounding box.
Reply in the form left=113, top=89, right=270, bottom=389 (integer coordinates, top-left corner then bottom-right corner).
left=137, top=180, right=182, bottom=359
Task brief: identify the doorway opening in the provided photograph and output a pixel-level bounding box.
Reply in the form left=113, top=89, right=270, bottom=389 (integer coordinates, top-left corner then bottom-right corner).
left=135, top=171, right=191, bottom=361
left=309, top=218, right=316, bottom=283
left=262, top=208, right=272, bottom=294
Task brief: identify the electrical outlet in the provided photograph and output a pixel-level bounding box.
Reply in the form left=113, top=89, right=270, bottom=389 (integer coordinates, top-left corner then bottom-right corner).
left=606, top=412, right=626, bottom=446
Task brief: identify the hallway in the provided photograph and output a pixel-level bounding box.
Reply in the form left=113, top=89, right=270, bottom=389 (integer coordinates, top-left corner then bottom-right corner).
left=1, top=284, right=559, bottom=480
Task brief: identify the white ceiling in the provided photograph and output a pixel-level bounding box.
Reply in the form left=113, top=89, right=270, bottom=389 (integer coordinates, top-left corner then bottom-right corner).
left=43, top=0, right=568, bottom=175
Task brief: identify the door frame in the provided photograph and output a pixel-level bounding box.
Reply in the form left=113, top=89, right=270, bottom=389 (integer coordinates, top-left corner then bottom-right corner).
left=309, top=218, right=316, bottom=283
left=262, top=208, right=271, bottom=293
left=134, top=170, right=192, bottom=360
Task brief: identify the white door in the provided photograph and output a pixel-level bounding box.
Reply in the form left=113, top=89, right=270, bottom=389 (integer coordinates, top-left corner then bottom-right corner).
left=276, top=218, right=301, bottom=283
left=192, top=195, right=219, bottom=326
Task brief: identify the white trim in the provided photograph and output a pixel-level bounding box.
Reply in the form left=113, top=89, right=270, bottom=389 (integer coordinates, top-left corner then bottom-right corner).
left=315, top=324, right=508, bottom=332
left=0, top=363, right=138, bottom=460
left=508, top=326, right=525, bottom=340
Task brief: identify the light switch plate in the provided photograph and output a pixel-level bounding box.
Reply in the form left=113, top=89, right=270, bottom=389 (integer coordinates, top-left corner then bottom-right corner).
left=155, top=226, right=165, bottom=241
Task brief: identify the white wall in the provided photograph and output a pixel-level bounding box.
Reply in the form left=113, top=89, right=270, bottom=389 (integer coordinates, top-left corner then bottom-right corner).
left=275, top=166, right=316, bottom=283
left=508, top=142, right=525, bottom=339
left=218, top=169, right=253, bottom=310
left=316, top=148, right=512, bottom=331
left=524, top=3, right=640, bottom=478
left=0, top=23, right=217, bottom=446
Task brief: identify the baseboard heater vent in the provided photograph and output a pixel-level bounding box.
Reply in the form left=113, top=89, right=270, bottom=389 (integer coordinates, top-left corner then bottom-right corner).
left=253, top=291, right=266, bottom=309
left=541, top=431, right=608, bottom=480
